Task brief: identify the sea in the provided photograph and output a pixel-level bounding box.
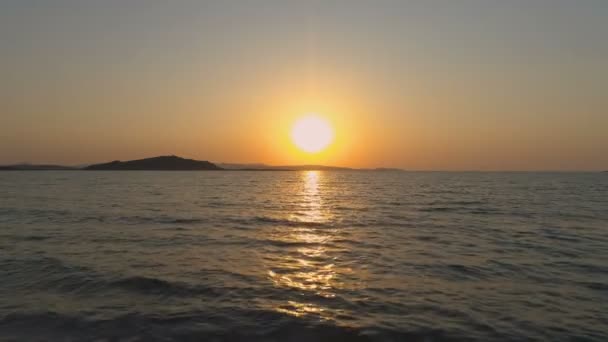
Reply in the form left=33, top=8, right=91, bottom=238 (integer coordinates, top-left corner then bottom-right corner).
left=0, top=171, right=606, bottom=341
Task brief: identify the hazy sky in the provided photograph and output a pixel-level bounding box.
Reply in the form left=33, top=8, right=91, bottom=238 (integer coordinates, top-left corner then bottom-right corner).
left=1, top=0, right=607, bottom=170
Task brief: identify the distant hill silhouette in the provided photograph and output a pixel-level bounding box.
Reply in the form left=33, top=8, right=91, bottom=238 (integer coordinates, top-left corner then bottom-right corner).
left=1, top=156, right=403, bottom=172
left=85, top=155, right=222, bottom=170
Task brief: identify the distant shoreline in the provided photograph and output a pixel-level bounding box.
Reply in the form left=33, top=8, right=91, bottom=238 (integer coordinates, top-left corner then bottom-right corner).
left=0, top=155, right=403, bottom=172
left=6, top=155, right=602, bottom=172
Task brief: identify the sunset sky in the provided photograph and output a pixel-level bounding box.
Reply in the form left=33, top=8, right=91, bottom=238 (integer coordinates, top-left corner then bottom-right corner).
left=1, top=1, right=607, bottom=170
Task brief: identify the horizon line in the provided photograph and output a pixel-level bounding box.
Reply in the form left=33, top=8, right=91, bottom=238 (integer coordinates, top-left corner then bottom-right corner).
left=1, top=154, right=606, bottom=172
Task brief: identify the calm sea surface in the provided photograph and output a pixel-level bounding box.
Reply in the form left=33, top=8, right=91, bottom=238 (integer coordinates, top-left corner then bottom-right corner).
left=0, top=171, right=607, bottom=341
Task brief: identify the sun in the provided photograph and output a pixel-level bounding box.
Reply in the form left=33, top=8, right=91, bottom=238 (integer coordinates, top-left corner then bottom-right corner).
left=291, top=115, right=334, bottom=153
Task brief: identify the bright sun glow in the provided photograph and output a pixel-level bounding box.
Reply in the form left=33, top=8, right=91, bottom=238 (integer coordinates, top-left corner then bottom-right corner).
left=291, top=115, right=334, bottom=153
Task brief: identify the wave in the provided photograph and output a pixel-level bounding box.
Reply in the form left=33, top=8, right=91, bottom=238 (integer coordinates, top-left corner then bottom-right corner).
left=0, top=310, right=467, bottom=342
left=115, top=215, right=207, bottom=225
left=1, top=257, right=221, bottom=298
left=226, top=216, right=333, bottom=229
left=427, top=200, right=485, bottom=206
left=1, top=256, right=102, bottom=294
left=1, top=234, right=50, bottom=242
left=0, top=207, right=209, bottom=226
left=0, top=208, right=72, bottom=224
left=253, top=216, right=329, bottom=227
left=419, top=206, right=454, bottom=212
left=109, top=276, right=216, bottom=297
left=262, top=239, right=329, bottom=249
left=419, top=206, right=501, bottom=215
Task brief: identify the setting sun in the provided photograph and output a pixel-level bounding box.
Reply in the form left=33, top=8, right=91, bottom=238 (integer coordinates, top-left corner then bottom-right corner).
left=291, top=115, right=334, bottom=153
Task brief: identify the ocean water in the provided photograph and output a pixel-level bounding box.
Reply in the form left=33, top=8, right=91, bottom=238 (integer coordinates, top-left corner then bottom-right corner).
left=0, top=171, right=607, bottom=341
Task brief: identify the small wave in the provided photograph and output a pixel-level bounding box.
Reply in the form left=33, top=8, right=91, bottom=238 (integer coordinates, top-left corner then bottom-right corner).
left=116, top=215, right=206, bottom=225
left=1, top=256, right=99, bottom=293
left=469, top=208, right=500, bottom=215
left=0, top=310, right=464, bottom=342
left=110, top=276, right=216, bottom=297
left=76, top=216, right=106, bottom=223
left=0, top=234, right=51, bottom=242
left=419, top=206, right=500, bottom=215
left=26, top=208, right=71, bottom=217
left=21, top=235, right=50, bottom=241
left=446, top=264, right=486, bottom=280
left=228, top=216, right=332, bottom=228
left=263, top=239, right=327, bottom=248
left=416, top=235, right=439, bottom=242
left=582, top=281, right=608, bottom=293
left=0, top=208, right=73, bottom=224
left=420, top=207, right=454, bottom=212
left=168, top=218, right=205, bottom=224
left=333, top=205, right=370, bottom=212
left=410, top=263, right=490, bottom=281
left=1, top=257, right=222, bottom=298
left=428, top=200, right=485, bottom=206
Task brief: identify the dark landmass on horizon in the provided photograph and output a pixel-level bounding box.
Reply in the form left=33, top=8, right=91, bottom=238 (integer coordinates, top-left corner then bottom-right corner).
left=84, top=156, right=221, bottom=171
left=0, top=158, right=603, bottom=172
left=0, top=155, right=403, bottom=171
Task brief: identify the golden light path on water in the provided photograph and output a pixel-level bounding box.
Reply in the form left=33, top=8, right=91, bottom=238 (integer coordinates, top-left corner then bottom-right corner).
left=266, top=171, right=353, bottom=320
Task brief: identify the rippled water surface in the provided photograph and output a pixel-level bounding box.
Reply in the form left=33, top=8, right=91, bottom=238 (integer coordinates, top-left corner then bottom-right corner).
left=1, top=171, right=607, bottom=341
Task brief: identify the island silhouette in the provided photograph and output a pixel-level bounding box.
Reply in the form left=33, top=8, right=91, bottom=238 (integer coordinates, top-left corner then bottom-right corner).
left=85, top=155, right=222, bottom=171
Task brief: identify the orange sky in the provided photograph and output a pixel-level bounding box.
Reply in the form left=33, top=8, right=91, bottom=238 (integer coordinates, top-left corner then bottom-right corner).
left=1, top=1, right=607, bottom=170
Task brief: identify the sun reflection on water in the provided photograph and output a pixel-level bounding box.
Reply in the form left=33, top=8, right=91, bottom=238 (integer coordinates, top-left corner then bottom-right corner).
left=265, top=171, right=352, bottom=320
left=288, top=170, right=328, bottom=224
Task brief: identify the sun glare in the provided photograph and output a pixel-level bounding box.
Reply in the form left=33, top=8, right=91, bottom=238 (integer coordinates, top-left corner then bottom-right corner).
left=291, top=115, right=334, bottom=153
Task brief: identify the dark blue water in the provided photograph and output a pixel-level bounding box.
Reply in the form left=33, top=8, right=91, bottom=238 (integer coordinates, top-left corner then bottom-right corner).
left=1, top=171, right=607, bottom=341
